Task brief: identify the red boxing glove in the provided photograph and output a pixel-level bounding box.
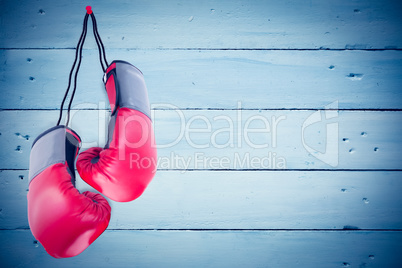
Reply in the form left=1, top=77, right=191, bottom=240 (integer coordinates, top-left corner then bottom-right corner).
left=28, top=126, right=111, bottom=258
left=77, top=61, right=157, bottom=202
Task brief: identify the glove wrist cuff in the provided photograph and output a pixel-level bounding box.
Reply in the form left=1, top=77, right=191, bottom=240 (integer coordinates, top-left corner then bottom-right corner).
left=29, top=126, right=81, bottom=184
left=105, top=60, right=151, bottom=119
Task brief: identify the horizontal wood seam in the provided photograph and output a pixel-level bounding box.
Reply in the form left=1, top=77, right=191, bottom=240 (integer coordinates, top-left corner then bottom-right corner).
left=3, top=169, right=402, bottom=172
left=1, top=228, right=401, bottom=232
left=2, top=108, right=402, bottom=112
left=1, top=48, right=402, bottom=51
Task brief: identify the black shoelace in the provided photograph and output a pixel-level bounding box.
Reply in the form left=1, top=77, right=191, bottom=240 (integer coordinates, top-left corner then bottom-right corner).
left=56, top=7, right=108, bottom=127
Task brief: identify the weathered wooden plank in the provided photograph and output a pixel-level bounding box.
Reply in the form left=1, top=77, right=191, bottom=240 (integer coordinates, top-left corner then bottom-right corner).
left=2, top=170, right=402, bottom=230
left=0, top=110, right=401, bottom=170
left=0, top=230, right=401, bottom=267
left=1, top=49, right=402, bottom=110
left=1, top=0, right=402, bottom=49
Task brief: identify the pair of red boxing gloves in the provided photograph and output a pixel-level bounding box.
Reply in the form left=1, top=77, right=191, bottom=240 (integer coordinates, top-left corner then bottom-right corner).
left=28, top=60, right=157, bottom=258
left=27, top=7, right=157, bottom=258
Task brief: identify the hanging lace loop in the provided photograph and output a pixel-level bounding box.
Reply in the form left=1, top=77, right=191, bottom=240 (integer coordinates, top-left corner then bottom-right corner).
left=56, top=6, right=108, bottom=126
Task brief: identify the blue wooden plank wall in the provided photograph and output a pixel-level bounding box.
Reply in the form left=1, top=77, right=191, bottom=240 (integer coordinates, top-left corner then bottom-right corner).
left=1, top=0, right=402, bottom=267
